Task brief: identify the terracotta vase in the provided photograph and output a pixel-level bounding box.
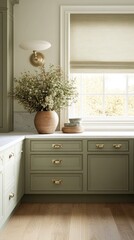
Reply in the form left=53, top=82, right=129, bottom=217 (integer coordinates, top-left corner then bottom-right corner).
left=34, top=111, right=59, bottom=134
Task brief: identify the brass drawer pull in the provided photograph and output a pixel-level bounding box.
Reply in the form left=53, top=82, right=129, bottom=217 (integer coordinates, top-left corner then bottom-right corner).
left=9, top=192, right=14, bottom=200
left=52, top=144, right=62, bottom=149
left=96, top=144, right=104, bottom=149
left=113, top=144, right=122, bottom=149
left=9, top=152, right=14, bottom=159
left=52, top=179, right=63, bottom=185
left=52, top=159, right=62, bottom=165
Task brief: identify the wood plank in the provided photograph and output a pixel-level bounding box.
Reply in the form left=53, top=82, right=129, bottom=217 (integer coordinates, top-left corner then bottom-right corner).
left=0, top=203, right=134, bottom=240
left=86, top=204, right=121, bottom=240
left=107, top=203, right=134, bottom=240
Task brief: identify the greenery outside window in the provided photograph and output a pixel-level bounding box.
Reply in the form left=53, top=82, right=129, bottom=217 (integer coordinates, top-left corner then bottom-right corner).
left=69, top=73, right=134, bottom=120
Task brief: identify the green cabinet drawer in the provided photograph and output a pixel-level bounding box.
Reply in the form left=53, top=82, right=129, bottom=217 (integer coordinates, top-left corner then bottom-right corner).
left=30, top=154, right=83, bottom=171
left=30, top=174, right=83, bottom=192
left=30, top=140, right=83, bottom=152
left=87, top=154, right=129, bottom=192
left=87, top=140, right=129, bottom=152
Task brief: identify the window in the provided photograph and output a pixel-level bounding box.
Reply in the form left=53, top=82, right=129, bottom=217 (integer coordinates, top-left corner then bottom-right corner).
left=69, top=73, right=134, bottom=120
left=60, top=6, right=134, bottom=130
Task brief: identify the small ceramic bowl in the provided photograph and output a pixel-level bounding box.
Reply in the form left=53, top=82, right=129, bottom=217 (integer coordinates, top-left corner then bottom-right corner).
left=69, top=118, right=82, bottom=123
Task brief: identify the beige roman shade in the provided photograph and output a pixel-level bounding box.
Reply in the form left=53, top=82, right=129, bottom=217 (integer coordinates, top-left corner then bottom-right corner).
left=70, top=14, right=134, bottom=70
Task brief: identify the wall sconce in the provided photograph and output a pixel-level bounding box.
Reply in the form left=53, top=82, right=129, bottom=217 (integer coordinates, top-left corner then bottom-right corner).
left=19, top=40, right=51, bottom=67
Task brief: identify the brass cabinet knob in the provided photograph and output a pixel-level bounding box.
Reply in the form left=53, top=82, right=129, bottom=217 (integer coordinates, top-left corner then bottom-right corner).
left=52, top=179, right=63, bottom=185
left=9, top=192, right=14, bottom=200
left=9, top=152, right=14, bottom=159
left=52, top=159, right=62, bottom=165
left=52, top=144, right=62, bottom=149
left=113, top=144, right=122, bottom=149
left=96, top=144, right=104, bottom=149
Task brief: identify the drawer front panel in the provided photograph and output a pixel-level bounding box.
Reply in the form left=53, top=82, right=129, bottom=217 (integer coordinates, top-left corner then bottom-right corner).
left=5, top=184, right=16, bottom=217
left=0, top=172, right=3, bottom=222
left=30, top=140, right=83, bottom=152
left=30, top=154, right=83, bottom=171
left=88, top=140, right=129, bottom=152
left=87, top=154, right=129, bottom=192
left=5, top=159, right=15, bottom=190
left=15, top=141, right=23, bottom=155
left=30, top=174, right=83, bottom=191
left=0, top=156, right=3, bottom=168
left=0, top=150, right=4, bottom=167
left=4, top=146, right=15, bottom=164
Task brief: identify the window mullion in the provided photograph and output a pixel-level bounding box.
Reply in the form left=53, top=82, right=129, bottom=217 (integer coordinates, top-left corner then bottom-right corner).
left=103, top=74, right=105, bottom=116
left=126, top=74, right=128, bottom=116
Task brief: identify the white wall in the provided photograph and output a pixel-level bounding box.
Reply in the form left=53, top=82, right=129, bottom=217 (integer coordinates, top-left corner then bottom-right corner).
left=14, top=0, right=134, bottom=74
left=13, top=0, right=134, bottom=131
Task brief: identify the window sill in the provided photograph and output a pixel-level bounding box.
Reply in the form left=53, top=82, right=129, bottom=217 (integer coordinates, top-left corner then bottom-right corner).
left=82, top=121, right=134, bottom=131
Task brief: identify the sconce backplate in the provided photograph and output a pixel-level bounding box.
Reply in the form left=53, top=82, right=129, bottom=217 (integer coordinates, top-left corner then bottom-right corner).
left=30, top=52, right=44, bottom=67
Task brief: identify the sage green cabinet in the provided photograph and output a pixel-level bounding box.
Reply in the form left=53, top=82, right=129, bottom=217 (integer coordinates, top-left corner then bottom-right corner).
left=25, top=138, right=133, bottom=195
left=25, top=139, right=85, bottom=194
left=87, top=139, right=133, bottom=194
left=30, top=154, right=83, bottom=171
left=87, top=154, right=129, bottom=193
left=87, top=140, right=129, bottom=152
left=0, top=0, right=19, bottom=132
left=31, top=174, right=83, bottom=192
left=30, top=140, right=83, bottom=152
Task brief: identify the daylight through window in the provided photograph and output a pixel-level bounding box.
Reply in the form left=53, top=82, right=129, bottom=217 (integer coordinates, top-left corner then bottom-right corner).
left=68, top=73, right=134, bottom=121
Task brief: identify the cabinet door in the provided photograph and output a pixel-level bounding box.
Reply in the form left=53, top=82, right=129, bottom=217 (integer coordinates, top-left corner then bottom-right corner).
left=4, top=146, right=16, bottom=218
left=15, top=142, right=24, bottom=203
left=5, top=184, right=16, bottom=217
left=4, top=146, right=15, bottom=190
left=88, top=154, right=129, bottom=193
left=0, top=171, right=3, bottom=227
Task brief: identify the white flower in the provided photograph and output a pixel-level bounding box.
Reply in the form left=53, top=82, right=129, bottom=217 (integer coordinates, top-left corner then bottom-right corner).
left=11, top=65, right=78, bottom=113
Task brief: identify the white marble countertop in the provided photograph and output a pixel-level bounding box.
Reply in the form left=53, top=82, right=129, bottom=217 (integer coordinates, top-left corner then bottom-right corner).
left=0, top=135, right=25, bottom=151
left=0, top=131, right=134, bottom=151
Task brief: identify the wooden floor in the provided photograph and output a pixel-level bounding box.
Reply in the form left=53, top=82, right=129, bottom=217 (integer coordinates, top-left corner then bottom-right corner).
left=0, top=203, right=134, bottom=240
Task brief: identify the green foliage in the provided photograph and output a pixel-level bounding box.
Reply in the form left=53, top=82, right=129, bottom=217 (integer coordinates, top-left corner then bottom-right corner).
left=11, top=65, right=78, bottom=113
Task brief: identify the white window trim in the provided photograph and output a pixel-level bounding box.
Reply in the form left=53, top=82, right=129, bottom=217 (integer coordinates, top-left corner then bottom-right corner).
left=60, top=5, right=134, bottom=131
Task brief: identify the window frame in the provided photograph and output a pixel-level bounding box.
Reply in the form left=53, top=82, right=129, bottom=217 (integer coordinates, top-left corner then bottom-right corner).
left=60, top=5, right=134, bottom=131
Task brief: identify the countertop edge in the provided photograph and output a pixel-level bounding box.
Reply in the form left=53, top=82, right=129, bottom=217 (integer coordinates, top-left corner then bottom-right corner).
left=0, top=131, right=134, bottom=151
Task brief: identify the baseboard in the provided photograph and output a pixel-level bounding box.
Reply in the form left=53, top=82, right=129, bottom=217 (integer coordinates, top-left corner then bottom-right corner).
left=22, top=194, right=134, bottom=203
